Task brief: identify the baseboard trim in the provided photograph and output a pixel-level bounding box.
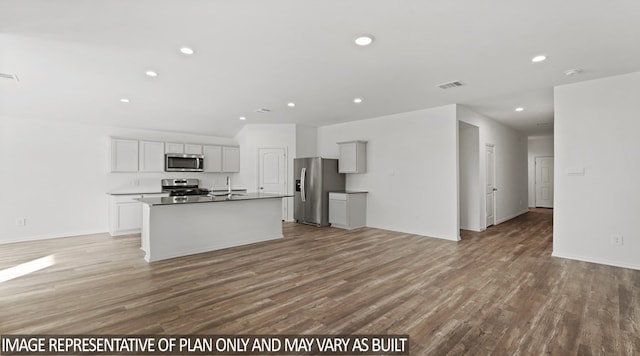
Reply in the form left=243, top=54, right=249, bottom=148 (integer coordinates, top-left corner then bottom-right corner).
left=552, top=251, right=640, bottom=271
left=496, top=209, right=529, bottom=225
left=0, top=229, right=108, bottom=244
left=460, top=225, right=482, bottom=232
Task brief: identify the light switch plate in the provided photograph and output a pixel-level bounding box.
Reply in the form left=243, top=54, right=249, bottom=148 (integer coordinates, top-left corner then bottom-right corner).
left=566, top=167, right=585, bottom=176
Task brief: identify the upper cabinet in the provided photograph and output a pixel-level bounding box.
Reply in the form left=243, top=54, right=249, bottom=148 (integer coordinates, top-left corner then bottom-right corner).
left=222, top=147, right=240, bottom=172
left=184, top=144, right=203, bottom=155
left=111, top=138, right=139, bottom=172
left=111, top=137, right=239, bottom=173
left=139, top=141, right=165, bottom=172
left=165, top=142, right=184, bottom=154
left=338, top=141, right=367, bottom=173
left=203, top=145, right=222, bottom=172
left=166, top=143, right=202, bottom=155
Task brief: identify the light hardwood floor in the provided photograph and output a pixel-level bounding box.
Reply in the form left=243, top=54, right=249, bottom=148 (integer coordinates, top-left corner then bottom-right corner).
left=1, top=209, right=639, bottom=355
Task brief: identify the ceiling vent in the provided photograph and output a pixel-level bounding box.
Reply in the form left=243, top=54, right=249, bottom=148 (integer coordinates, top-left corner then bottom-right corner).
left=438, top=80, right=465, bottom=90
left=0, top=73, right=19, bottom=82
left=254, top=108, right=271, bottom=113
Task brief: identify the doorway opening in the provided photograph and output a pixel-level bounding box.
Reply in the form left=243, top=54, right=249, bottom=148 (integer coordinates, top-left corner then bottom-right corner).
left=534, top=156, right=554, bottom=208
left=258, top=148, right=287, bottom=220
left=485, top=144, right=496, bottom=228
left=458, top=121, right=481, bottom=236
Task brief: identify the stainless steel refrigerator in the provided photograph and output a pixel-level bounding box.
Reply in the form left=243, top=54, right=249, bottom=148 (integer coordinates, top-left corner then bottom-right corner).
left=294, top=157, right=345, bottom=227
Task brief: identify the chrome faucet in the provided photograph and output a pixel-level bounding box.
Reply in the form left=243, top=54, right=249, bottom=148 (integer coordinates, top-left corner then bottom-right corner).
left=226, top=176, right=232, bottom=194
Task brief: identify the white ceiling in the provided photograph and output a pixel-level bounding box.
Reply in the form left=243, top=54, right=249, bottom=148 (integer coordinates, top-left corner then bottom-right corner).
left=1, top=0, right=639, bottom=137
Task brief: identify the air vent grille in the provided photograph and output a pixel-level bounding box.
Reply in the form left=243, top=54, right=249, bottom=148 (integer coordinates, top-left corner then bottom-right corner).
left=254, top=108, right=271, bottom=113
left=438, top=80, right=465, bottom=90
left=0, top=73, right=19, bottom=82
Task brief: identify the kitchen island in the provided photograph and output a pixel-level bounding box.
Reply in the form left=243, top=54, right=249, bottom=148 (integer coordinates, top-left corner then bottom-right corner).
left=137, top=193, right=291, bottom=262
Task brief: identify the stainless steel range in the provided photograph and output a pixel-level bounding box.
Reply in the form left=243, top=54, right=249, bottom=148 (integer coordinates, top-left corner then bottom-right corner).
left=161, top=178, right=209, bottom=196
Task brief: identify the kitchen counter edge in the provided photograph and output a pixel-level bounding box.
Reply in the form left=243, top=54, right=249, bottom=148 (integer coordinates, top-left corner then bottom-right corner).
left=138, top=193, right=293, bottom=206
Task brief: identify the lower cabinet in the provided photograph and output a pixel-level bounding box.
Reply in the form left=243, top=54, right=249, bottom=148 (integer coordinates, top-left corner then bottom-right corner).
left=328, top=192, right=367, bottom=230
left=109, top=193, right=168, bottom=236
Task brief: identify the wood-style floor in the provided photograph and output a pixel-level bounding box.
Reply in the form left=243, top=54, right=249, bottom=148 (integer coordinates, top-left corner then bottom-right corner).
left=1, top=209, right=639, bottom=355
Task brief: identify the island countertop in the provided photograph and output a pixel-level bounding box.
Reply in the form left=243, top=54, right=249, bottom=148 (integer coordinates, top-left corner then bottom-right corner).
left=137, top=192, right=292, bottom=206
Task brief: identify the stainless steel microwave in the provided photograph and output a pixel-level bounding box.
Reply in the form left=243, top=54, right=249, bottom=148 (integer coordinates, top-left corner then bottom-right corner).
left=165, top=154, right=204, bottom=172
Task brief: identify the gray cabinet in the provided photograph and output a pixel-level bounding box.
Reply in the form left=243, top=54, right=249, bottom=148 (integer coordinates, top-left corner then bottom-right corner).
left=165, top=142, right=185, bottom=154
left=338, top=141, right=367, bottom=173
left=185, top=144, right=203, bottom=155
left=329, top=192, right=367, bottom=229
left=139, top=141, right=165, bottom=172
left=203, top=145, right=223, bottom=172
left=110, top=138, right=139, bottom=172
left=108, top=193, right=169, bottom=236
left=222, top=146, right=240, bottom=172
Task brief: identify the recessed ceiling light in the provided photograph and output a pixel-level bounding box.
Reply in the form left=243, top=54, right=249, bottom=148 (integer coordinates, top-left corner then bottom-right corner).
left=145, top=70, right=158, bottom=77
left=239, top=116, right=246, bottom=121
left=353, top=98, right=363, bottom=104
left=515, top=107, right=524, bottom=112
left=120, top=98, right=130, bottom=103
left=531, top=55, right=547, bottom=63
left=180, top=47, right=194, bottom=55
left=287, top=102, right=295, bottom=107
left=564, top=68, right=583, bottom=76
left=354, top=35, right=374, bottom=46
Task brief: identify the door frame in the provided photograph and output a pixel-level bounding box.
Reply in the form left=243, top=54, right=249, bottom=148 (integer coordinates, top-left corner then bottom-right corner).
left=485, top=144, right=496, bottom=228
left=534, top=155, right=554, bottom=208
left=257, top=147, right=288, bottom=220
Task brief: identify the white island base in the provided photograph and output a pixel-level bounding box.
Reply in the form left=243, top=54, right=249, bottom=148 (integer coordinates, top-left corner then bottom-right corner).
left=141, top=197, right=283, bottom=262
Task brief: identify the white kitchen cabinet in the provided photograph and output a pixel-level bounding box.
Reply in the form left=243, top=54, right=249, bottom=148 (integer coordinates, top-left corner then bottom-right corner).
left=139, top=141, right=165, bottom=172
left=203, top=145, right=222, bottom=172
left=165, top=142, right=184, bottom=154
left=110, top=138, right=139, bottom=172
left=222, top=146, right=240, bottom=172
left=109, top=194, right=142, bottom=236
left=329, top=192, right=367, bottom=229
left=338, top=141, right=367, bottom=173
left=184, top=144, right=203, bottom=155
left=109, top=193, right=169, bottom=236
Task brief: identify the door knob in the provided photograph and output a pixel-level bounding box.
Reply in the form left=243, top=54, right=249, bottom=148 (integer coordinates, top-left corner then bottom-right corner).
left=260, top=187, right=264, bottom=190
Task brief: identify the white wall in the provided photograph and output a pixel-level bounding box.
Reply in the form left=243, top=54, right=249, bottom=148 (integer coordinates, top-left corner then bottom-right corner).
left=318, top=105, right=460, bottom=241
left=0, top=116, right=237, bottom=243
left=456, top=105, right=528, bottom=227
left=527, top=136, right=554, bottom=207
left=553, top=71, right=640, bottom=270
left=235, top=124, right=296, bottom=221
left=295, top=125, right=318, bottom=158
left=458, top=121, right=481, bottom=231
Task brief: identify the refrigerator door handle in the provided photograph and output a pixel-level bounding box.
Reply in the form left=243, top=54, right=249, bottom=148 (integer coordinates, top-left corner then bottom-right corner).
left=301, top=167, right=306, bottom=202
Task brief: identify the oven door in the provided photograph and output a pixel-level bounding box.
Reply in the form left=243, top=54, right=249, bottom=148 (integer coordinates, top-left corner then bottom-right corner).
left=165, top=154, right=204, bottom=172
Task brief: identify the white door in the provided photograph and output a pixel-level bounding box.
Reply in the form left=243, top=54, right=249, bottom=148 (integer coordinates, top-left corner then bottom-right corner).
left=535, top=156, right=554, bottom=208
left=259, top=148, right=287, bottom=220
left=485, top=145, right=496, bottom=228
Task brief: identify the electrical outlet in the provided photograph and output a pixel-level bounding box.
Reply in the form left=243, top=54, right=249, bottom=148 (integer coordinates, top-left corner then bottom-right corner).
left=611, top=235, right=624, bottom=246
left=15, top=218, right=26, bottom=226
left=131, top=179, right=140, bottom=187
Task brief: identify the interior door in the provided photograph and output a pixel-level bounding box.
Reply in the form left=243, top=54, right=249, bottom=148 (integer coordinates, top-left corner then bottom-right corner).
left=485, top=145, right=496, bottom=228
left=259, top=148, right=287, bottom=220
left=535, top=156, right=554, bottom=208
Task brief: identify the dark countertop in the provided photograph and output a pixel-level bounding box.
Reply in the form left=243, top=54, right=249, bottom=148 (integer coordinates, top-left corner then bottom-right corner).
left=137, top=193, right=292, bottom=206
left=107, top=191, right=164, bottom=196
left=329, top=190, right=369, bottom=194
left=108, top=188, right=247, bottom=196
